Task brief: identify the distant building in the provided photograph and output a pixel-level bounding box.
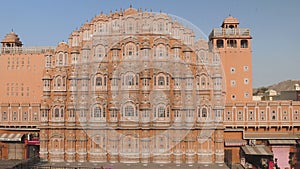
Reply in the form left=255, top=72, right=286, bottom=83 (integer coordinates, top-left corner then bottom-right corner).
left=252, top=95, right=262, bottom=101
left=263, top=89, right=278, bottom=101
left=275, top=84, right=300, bottom=101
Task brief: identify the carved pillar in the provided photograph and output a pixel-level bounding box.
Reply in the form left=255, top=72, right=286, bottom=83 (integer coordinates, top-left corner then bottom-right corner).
left=214, top=129, right=224, bottom=163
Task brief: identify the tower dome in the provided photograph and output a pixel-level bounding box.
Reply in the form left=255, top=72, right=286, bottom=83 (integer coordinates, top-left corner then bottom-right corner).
left=221, top=15, right=239, bottom=28
left=1, top=31, right=23, bottom=47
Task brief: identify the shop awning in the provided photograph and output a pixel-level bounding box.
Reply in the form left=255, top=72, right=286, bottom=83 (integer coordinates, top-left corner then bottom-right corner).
left=268, top=140, right=297, bottom=145
left=0, top=133, right=24, bottom=142
left=241, top=145, right=273, bottom=156
left=225, top=138, right=247, bottom=146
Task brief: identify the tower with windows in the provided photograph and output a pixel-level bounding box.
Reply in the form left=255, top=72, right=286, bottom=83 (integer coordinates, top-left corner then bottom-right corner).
left=209, top=16, right=252, bottom=102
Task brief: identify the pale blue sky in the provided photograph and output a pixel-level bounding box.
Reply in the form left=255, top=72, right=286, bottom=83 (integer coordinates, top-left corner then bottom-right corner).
left=0, top=0, right=299, bottom=87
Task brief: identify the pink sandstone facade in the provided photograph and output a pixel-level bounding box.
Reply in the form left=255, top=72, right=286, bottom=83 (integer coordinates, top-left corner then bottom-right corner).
left=39, top=7, right=225, bottom=164
left=0, top=7, right=299, bottom=169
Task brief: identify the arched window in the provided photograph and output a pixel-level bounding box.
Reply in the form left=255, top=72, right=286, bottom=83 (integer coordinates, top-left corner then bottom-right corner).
left=112, top=20, right=119, bottom=31
left=155, top=105, right=169, bottom=118
left=157, top=45, right=166, bottom=57
left=58, top=53, right=63, bottom=65
left=52, top=139, right=60, bottom=151
left=126, top=19, right=135, bottom=33
left=45, top=55, right=51, bottom=68
left=92, top=105, right=105, bottom=119
left=53, top=107, right=63, bottom=118
left=155, top=135, right=169, bottom=152
left=56, top=52, right=67, bottom=66
left=57, top=77, right=62, bottom=87
left=124, top=105, right=135, bottom=117
left=174, top=48, right=180, bottom=58
left=158, top=106, right=165, bottom=117
left=50, top=136, right=64, bottom=153
left=121, top=103, right=138, bottom=120
left=96, top=77, right=102, bottom=86
left=126, top=74, right=134, bottom=86
left=60, top=108, right=64, bottom=117
left=83, top=30, right=89, bottom=41
left=200, top=75, right=207, bottom=89
left=155, top=73, right=169, bottom=89
left=202, top=107, right=207, bottom=118
left=72, top=35, right=79, bottom=47
left=122, top=135, right=138, bottom=153
left=128, top=22, right=133, bottom=32
left=94, top=107, right=101, bottom=118
left=123, top=72, right=137, bottom=87
left=54, top=76, right=66, bottom=91
left=98, top=23, right=105, bottom=33
left=92, top=135, right=106, bottom=152
left=158, top=21, right=164, bottom=32
left=200, top=51, right=207, bottom=63
left=82, top=49, right=89, bottom=61
left=95, top=45, right=105, bottom=58
left=158, top=76, right=165, bottom=86
left=125, top=43, right=135, bottom=57
left=54, top=108, right=59, bottom=118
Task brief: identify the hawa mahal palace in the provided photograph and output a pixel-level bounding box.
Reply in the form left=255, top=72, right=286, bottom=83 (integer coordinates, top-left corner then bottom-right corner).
left=0, top=6, right=299, bottom=169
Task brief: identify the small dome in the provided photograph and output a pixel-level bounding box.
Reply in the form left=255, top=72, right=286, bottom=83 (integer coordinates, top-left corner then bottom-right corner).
left=124, top=6, right=138, bottom=16
left=223, top=16, right=239, bottom=24
left=96, top=13, right=109, bottom=22
left=1, top=31, right=22, bottom=46
left=222, top=15, right=239, bottom=28
left=112, top=11, right=120, bottom=19
left=56, top=41, right=69, bottom=52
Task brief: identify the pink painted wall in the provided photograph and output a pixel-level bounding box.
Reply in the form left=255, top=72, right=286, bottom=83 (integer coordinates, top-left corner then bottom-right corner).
left=272, top=146, right=290, bottom=169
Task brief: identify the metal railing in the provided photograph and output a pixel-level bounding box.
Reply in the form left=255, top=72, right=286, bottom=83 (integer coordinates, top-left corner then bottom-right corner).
left=1, top=46, right=56, bottom=54
left=210, top=28, right=250, bottom=37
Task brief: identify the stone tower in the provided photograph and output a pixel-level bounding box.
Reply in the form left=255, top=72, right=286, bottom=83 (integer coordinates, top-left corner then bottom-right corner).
left=209, top=16, right=252, bottom=103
